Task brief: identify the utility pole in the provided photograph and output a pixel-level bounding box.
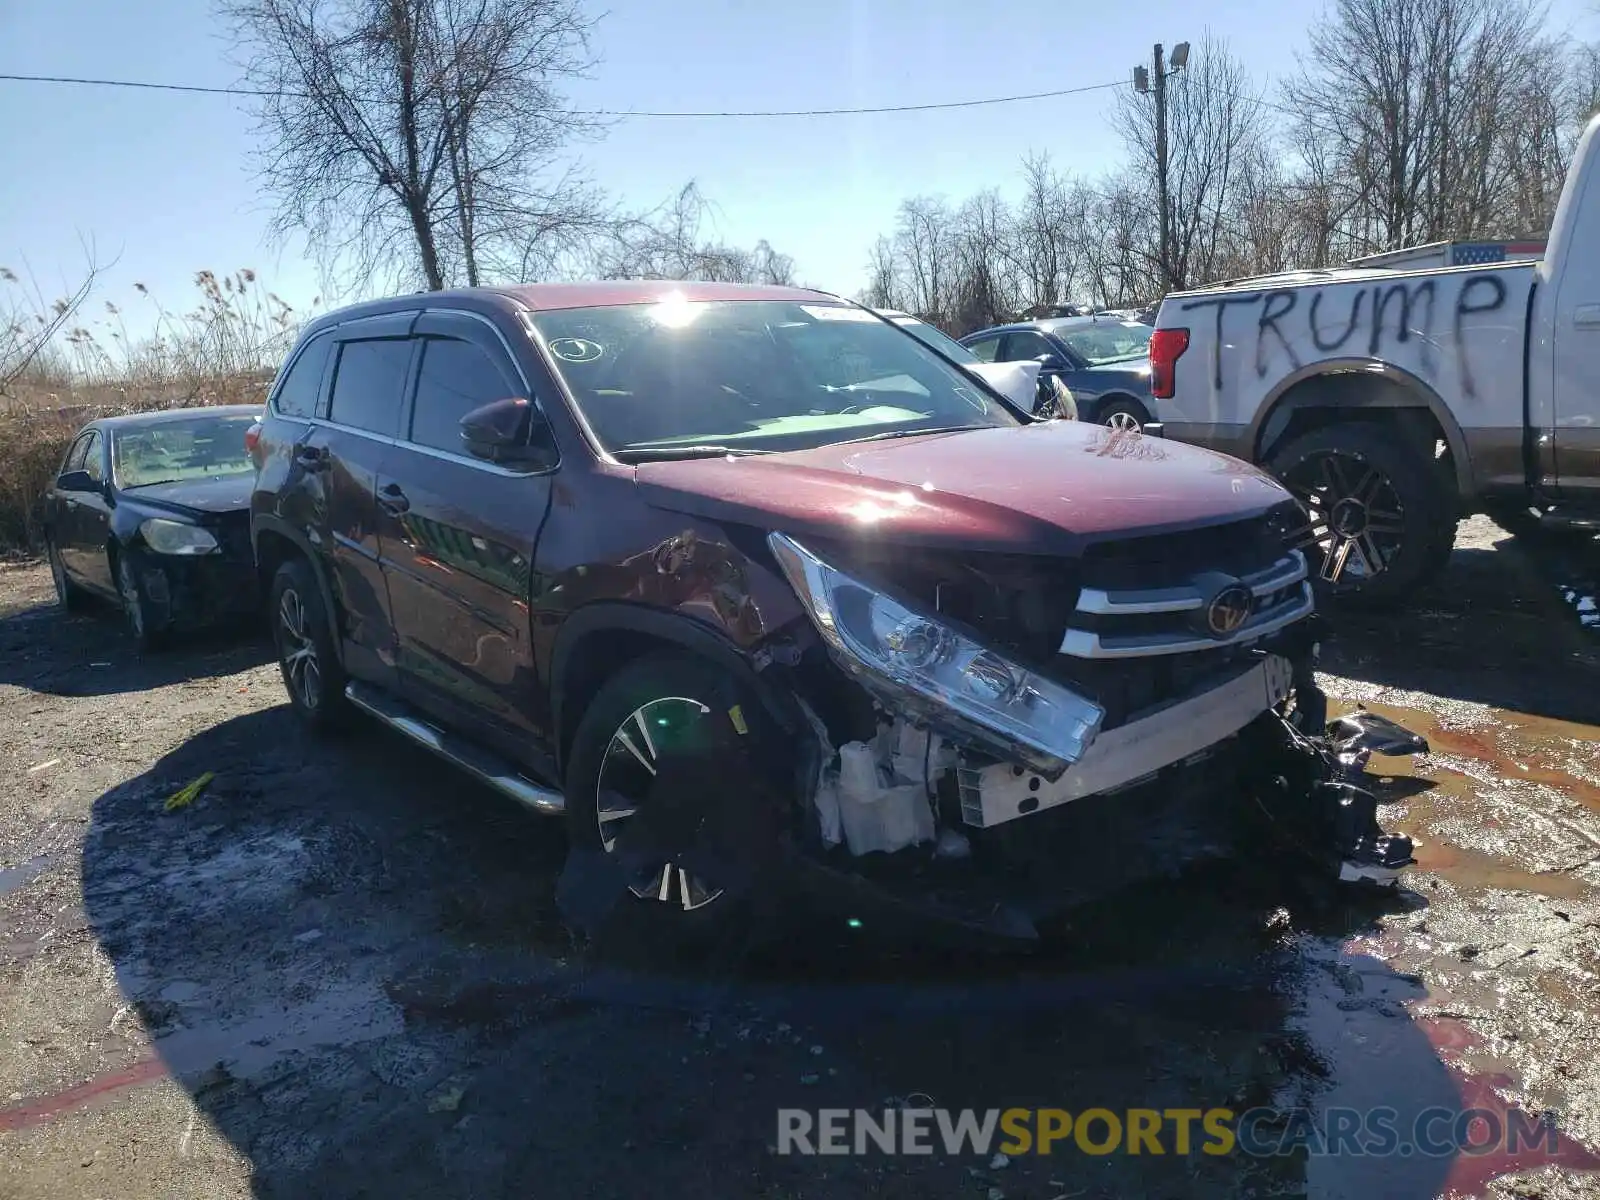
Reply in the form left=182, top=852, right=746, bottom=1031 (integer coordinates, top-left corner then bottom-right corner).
left=1153, top=43, right=1171, bottom=291
left=1134, top=40, right=1189, bottom=293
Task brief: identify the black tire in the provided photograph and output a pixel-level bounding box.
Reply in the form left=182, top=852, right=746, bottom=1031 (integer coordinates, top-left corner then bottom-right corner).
left=1097, top=398, right=1149, bottom=433
left=1267, top=421, right=1454, bottom=607
left=562, top=652, right=792, bottom=961
left=269, top=558, right=349, bottom=732
left=115, top=551, right=167, bottom=652
left=46, top=540, right=86, bottom=613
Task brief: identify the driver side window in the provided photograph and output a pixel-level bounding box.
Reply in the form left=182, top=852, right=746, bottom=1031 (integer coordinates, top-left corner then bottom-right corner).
left=62, top=433, right=93, bottom=474
left=82, top=432, right=104, bottom=483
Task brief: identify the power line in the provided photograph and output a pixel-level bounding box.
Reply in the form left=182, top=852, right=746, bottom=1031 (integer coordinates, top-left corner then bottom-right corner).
left=0, top=70, right=1130, bottom=118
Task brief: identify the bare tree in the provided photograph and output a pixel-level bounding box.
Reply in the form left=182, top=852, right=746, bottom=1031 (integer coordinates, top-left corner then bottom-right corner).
left=586, top=183, right=796, bottom=284
left=223, top=0, right=603, bottom=290
left=0, top=251, right=107, bottom=398
left=1283, top=0, right=1570, bottom=251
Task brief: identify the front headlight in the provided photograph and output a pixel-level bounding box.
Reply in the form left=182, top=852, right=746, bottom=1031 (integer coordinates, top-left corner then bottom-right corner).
left=139, top=518, right=219, bottom=556
left=768, top=532, right=1103, bottom=777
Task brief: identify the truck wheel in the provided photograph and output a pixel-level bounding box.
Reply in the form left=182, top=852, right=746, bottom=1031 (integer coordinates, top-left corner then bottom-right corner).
left=562, top=652, right=790, bottom=960
left=1267, top=422, right=1453, bottom=606
left=269, top=558, right=349, bottom=732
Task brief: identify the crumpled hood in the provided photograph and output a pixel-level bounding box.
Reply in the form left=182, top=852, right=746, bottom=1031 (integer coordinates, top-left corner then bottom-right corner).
left=634, top=421, right=1291, bottom=556
left=120, top=473, right=254, bottom=516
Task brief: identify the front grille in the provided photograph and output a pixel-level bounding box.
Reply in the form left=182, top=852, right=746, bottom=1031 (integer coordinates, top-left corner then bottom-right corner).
left=1060, top=552, right=1312, bottom=659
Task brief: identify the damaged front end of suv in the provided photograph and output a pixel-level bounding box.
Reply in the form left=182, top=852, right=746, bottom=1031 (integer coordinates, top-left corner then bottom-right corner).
left=561, top=493, right=1418, bottom=951
left=736, top=501, right=1417, bottom=943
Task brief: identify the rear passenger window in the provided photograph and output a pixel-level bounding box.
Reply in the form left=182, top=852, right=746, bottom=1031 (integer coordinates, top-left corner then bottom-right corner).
left=329, top=339, right=411, bottom=435
left=272, top=332, right=331, bottom=418
left=966, top=336, right=1000, bottom=362
left=409, top=338, right=518, bottom=454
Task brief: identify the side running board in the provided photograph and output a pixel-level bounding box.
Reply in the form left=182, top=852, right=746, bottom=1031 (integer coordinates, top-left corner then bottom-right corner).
left=344, top=681, right=566, bottom=816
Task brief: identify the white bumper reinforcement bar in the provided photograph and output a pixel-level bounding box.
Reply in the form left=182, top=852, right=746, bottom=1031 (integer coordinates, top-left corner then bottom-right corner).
left=958, top=655, right=1295, bottom=828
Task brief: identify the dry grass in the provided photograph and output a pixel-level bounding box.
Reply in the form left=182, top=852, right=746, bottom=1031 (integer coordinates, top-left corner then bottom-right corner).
left=0, top=269, right=312, bottom=553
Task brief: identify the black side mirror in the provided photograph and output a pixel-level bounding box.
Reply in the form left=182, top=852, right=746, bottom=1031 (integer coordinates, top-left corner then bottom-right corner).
left=56, top=469, right=98, bottom=493
left=1036, top=353, right=1066, bottom=372
left=460, top=397, right=553, bottom=468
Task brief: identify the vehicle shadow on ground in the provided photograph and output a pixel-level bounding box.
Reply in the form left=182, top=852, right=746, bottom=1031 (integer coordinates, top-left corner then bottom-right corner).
left=0, top=601, right=270, bottom=697
left=77, top=710, right=1482, bottom=1198
left=1320, top=531, right=1600, bottom=725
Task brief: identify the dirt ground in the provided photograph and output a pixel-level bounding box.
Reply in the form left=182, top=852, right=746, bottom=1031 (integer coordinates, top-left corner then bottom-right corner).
left=2, top=517, right=1600, bottom=1200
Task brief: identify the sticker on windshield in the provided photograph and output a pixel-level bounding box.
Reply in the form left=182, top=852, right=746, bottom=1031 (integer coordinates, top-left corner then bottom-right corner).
left=549, top=337, right=604, bottom=362
left=800, top=305, right=879, bottom=322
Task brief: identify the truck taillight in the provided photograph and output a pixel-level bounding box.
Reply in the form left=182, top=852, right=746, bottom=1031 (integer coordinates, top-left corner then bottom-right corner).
left=1149, top=328, right=1189, bottom=399
left=244, top=422, right=263, bottom=456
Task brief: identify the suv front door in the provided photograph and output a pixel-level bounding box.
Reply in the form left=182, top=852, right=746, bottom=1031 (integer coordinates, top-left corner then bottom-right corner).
left=374, top=311, right=558, bottom=769
left=311, top=313, right=417, bottom=688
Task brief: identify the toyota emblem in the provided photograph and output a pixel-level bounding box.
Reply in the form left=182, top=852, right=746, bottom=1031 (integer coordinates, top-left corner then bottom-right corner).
left=1205, top=584, right=1253, bottom=637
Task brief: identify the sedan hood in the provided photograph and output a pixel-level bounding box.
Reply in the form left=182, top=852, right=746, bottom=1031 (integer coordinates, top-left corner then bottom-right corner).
left=119, top=473, right=254, bottom=516
left=634, top=421, right=1291, bottom=556
left=962, top=361, right=1040, bottom=410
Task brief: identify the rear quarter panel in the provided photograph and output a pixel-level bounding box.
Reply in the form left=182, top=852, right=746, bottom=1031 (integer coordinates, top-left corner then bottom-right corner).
left=1158, top=264, right=1535, bottom=464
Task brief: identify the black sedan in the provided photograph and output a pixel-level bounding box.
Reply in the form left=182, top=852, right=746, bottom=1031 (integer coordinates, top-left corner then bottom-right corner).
left=960, top=314, right=1156, bottom=430
left=42, top=406, right=262, bottom=649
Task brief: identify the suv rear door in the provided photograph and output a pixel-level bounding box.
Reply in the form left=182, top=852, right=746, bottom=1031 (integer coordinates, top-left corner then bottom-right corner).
left=309, top=312, right=418, bottom=687
left=374, top=310, right=558, bottom=767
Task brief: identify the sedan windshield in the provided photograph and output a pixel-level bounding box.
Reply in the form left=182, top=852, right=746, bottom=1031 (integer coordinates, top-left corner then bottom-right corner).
left=1054, top=320, right=1154, bottom=366
left=529, top=298, right=1019, bottom=459
left=112, top=415, right=258, bottom=488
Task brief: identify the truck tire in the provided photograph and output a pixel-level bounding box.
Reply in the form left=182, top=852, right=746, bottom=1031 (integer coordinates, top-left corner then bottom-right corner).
left=1266, top=422, right=1453, bottom=606
left=562, top=652, right=791, bottom=962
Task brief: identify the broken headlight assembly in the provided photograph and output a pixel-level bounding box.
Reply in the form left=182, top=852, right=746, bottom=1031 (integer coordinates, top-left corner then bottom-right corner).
left=139, top=518, right=219, bottom=556
left=768, top=532, right=1104, bottom=778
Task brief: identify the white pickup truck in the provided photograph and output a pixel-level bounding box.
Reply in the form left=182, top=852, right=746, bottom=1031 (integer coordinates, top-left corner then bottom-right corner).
left=1150, top=114, right=1600, bottom=602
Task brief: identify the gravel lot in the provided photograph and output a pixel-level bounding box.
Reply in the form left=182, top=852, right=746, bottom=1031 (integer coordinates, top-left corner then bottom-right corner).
left=2, top=517, right=1599, bottom=1199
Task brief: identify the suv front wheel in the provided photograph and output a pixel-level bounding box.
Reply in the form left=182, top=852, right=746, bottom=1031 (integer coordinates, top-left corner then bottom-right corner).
left=563, top=652, right=790, bottom=956
left=270, top=558, right=349, bottom=731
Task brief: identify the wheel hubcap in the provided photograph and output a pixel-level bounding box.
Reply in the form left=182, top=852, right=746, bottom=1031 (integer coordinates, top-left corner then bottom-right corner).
left=1107, top=410, right=1142, bottom=433
left=595, top=697, right=725, bottom=912
left=277, top=587, right=321, bottom=709
left=1283, top=452, right=1407, bottom=585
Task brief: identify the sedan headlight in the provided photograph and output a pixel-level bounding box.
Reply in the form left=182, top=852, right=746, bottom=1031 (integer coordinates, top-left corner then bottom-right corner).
left=768, top=532, right=1103, bottom=777
left=139, top=518, right=219, bottom=556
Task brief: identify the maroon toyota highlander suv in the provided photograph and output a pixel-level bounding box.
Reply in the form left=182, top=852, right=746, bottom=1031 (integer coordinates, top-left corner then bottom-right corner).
left=248, top=281, right=1410, bottom=948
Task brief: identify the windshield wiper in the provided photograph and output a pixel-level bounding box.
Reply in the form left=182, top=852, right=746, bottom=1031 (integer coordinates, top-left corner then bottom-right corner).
left=835, top=425, right=991, bottom=446
left=612, top=444, right=770, bottom=463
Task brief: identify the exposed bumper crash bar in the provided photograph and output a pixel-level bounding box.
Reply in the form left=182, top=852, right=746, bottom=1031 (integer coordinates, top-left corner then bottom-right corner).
left=958, top=656, right=1297, bottom=828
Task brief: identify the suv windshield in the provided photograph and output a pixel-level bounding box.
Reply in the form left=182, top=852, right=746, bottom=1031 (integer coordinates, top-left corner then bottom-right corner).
left=1052, top=320, right=1154, bottom=366
left=892, top=316, right=980, bottom=364
left=529, top=298, right=1019, bottom=459
left=112, top=414, right=258, bottom=489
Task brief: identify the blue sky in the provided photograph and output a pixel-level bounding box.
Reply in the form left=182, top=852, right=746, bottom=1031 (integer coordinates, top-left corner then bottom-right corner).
left=3, top=0, right=1597, bottom=337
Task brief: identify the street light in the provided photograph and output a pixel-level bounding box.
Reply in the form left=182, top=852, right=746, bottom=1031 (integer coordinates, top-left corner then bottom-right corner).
left=1129, top=40, right=1190, bottom=293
